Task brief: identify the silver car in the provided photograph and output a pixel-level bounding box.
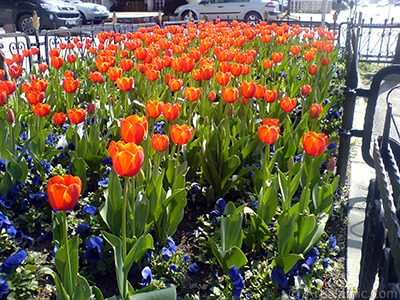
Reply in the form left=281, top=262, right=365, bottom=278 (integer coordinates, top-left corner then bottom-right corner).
left=65, top=0, right=109, bottom=23
left=174, top=0, right=281, bottom=22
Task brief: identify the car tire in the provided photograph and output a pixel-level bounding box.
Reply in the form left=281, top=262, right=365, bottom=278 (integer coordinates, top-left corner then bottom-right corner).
left=181, top=10, right=197, bottom=21
left=79, top=11, right=87, bottom=25
left=244, top=11, right=262, bottom=23
left=18, top=14, right=35, bottom=35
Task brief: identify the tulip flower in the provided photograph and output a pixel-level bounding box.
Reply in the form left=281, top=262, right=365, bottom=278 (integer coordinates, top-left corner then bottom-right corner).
left=170, top=124, right=194, bottom=145
left=108, top=67, right=122, bottom=81
left=310, top=103, right=323, bottom=119
left=38, top=64, right=48, bottom=73
left=230, top=63, right=243, bottom=76
left=165, top=75, right=177, bottom=85
left=263, top=59, right=273, bottom=69
left=208, top=91, right=217, bottom=102
left=309, top=65, right=318, bottom=75
left=301, top=85, right=312, bottom=96
left=181, top=57, right=195, bottom=73
left=12, top=53, right=24, bottom=64
left=264, top=90, right=278, bottom=103
left=191, top=69, right=202, bottom=81
left=321, top=57, right=331, bottom=66
left=89, top=72, right=105, bottom=83
left=67, top=54, right=76, bottom=63
left=254, top=84, right=266, bottom=99
left=169, top=78, right=183, bottom=91
left=184, top=87, right=200, bottom=102
left=145, top=69, right=160, bottom=81
left=7, top=108, right=14, bottom=123
left=215, top=72, right=230, bottom=86
left=240, top=81, right=256, bottom=99
left=120, top=115, right=148, bottom=144
left=32, top=103, right=51, bottom=117
left=53, top=112, right=67, bottom=125
left=51, top=56, right=64, bottom=69
left=271, top=53, right=284, bottom=63
left=47, top=175, right=82, bottom=211
left=9, top=65, right=23, bottom=79
left=63, top=77, right=80, bottom=93
left=219, top=61, right=231, bottom=73
left=146, top=100, right=163, bottom=118
left=258, top=123, right=280, bottom=144
left=87, top=103, right=96, bottom=115
left=120, top=59, right=133, bottom=72
left=134, top=47, right=148, bottom=60
left=327, top=157, right=336, bottom=172
left=302, top=131, right=329, bottom=157
left=30, top=79, right=48, bottom=93
left=151, top=134, right=169, bottom=151
left=290, top=45, right=301, bottom=55
left=68, top=108, right=86, bottom=124
left=304, top=51, right=315, bottom=61
left=0, top=70, right=4, bottom=80
left=108, top=141, right=144, bottom=177
left=0, top=90, right=6, bottom=106
left=96, top=62, right=110, bottom=73
left=280, top=97, right=297, bottom=112
left=222, top=87, right=239, bottom=103
left=163, top=103, right=181, bottom=120
left=27, top=91, right=45, bottom=105
left=200, top=64, right=214, bottom=80
left=116, top=77, right=134, bottom=91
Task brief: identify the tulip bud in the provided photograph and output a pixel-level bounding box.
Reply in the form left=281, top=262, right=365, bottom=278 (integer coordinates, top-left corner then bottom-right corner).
left=208, top=91, right=216, bottom=102
left=327, top=157, right=336, bottom=172
left=227, top=104, right=234, bottom=117
left=87, top=103, right=96, bottom=115
left=301, top=85, right=312, bottom=96
left=7, top=108, right=14, bottom=123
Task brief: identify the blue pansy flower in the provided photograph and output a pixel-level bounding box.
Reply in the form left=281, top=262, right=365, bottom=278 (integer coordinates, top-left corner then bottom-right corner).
left=6, top=226, right=17, bottom=236
left=21, top=131, right=27, bottom=141
left=288, top=262, right=299, bottom=277
left=0, top=196, right=11, bottom=209
left=84, top=236, right=104, bottom=263
left=29, top=192, right=47, bottom=207
left=229, top=265, right=244, bottom=299
left=301, top=262, right=310, bottom=274
left=183, top=255, right=191, bottom=263
left=68, top=143, right=75, bottom=151
left=162, top=247, right=172, bottom=262
left=170, top=263, right=178, bottom=274
left=141, top=266, right=152, bottom=286
left=216, top=198, right=226, bottom=213
left=33, top=175, right=43, bottom=187
left=305, top=247, right=319, bottom=266
left=187, top=262, right=199, bottom=276
left=101, top=157, right=112, bottom=166
left=326, top=143, right=337, bottom=155
left=189, top=183, right=201, bottom=195
left=98, top=177, right=109, bottom=186
left=209, top=210, right=221, bottom=224
left=329, top=235, right=337, bottom=250
left=40, top=160, right=52, bottom=173
left=0, top=158, right=5, bottom=172
left=322, top=257, right=330, bottom=268
left=0, top=277, right=9, bottom=298
left=21, top=198, right=29, bottom=210
left=82, top=205, right=96, bottom=215
left=166, top=237, right=178, bottom=253
left=38, top=230, right=53, bottom=242
left=6, top=188, right=19, bottom=201
left=104, top=167, right=111, bottom=176
left=1, top=249, right=28, bottom=274
left=45, top=139, right=55, bottom=146
left=76, top=224, right=92, bottom=235
left=271, top=266, right=288, bottom=289
left=144, top=250, right=153, bottom=264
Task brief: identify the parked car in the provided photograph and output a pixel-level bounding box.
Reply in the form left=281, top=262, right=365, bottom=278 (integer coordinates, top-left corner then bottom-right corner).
left=273, top=0, right=287, bottom=12
left=64, top=0, right=109, bottom=24
left=0, top=0, right=81, bottom=34
left=174, top=0, right=281, bottom=22
left=377, top=0, right=388, bottom=7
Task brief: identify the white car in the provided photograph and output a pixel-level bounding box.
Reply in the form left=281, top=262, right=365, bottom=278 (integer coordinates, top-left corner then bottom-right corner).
left=65, top=0, right=109, bottom=24
left=174, top=0, right=281, bottom=22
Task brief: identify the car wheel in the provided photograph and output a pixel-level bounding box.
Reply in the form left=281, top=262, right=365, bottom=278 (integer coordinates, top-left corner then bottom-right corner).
left=18, top=14, right=35, bottom=35
left=181, top=11, right=197, bottom=21
left=79, top=11, right=87, bottom=25
left=244, top=11, right=262, bottom=23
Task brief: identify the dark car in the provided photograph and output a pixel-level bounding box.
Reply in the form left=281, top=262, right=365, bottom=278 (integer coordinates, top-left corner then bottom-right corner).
left=0, top=0, right=81, bottom=34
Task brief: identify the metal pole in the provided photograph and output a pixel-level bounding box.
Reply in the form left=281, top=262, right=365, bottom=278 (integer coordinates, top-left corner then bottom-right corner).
left=321, top=0, right=327, bottom=28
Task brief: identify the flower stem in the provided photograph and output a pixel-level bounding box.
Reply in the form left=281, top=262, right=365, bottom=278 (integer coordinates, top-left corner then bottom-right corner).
left=122, top=176, right=129, bottom=260
left=62, top=210, right=74, bottom=297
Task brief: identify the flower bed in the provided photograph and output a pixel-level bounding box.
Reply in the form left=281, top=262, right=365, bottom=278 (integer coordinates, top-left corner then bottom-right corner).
left=0, top=20, right=344, bottom=299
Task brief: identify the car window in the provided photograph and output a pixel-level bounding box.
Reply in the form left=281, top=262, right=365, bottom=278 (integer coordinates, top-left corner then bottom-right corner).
left=224, top=0, right=249, bottom=2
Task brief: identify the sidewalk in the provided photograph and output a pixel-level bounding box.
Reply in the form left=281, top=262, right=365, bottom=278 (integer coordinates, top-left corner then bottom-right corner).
left=346, top=74, right=400, bottom=297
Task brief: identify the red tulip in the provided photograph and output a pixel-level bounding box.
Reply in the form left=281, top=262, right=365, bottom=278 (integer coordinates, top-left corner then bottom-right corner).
left=208, top=91, right=217, bottom=102
left=51, top=56, right=64, bottom=69
left=271, top=53, right=284, bottom=63
left=169, top=78, right=183, bottom=91
left=116, top=77, right=133, bottom=91
left=301, top=85, right=312, bottom=96
left=53, top=112, right=67, bottom=125
left=309, top=65, right=318, bottom=75
left=146, top=100, right=163, bottom=118
left=222, top=87, right=239, bottom=103
left=240, top=81, right=256, bottom=99
left=184, top=87, right=200, bottom=102
left=32, top=103, right=51, bottom=117
left=170, top=124, right=194, bottom=145
left=108, top=141, right=144, bottom=177
left=263, top=59, right=273, bottom=69
left=280, top=97, right=297, bottom=112
left=264, top=90, right=278, bottom=103
left=151, top=134, right=169, bottom=151
left=63, top=77, right=80, bottom=93
left=163, top=103, right=181, bottom=120
left=120, top=115, right=148, bottom=144
left=108, top=67, right=122, bottom=81
left=0, top=90, right=6, bottom=106
left=120, top=59, right=134, bottom=71
left=310, top=103, right=323, bottom=119
left=68, top=108, right=86, bottom=124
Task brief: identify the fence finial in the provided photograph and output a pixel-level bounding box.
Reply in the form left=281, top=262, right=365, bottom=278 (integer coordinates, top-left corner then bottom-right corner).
left=112, top=12, right=118, bottom=25
left=31, top=11, right=40, bottom=30
left=158, top=10, right=162, bottom=24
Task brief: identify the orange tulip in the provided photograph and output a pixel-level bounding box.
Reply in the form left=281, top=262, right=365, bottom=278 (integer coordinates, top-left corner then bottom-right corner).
left=145, top=69, right=160, bottom=81
left=89, top=72, right=105, bottom=83
left=31, top=47, right=39, bottom=55
left=181, top=57, right=195, bottom=73
left=67, top=54, right=76, bottom=63
left=51, top=56, right=64, bottom=69
left=271, top=53, right=284, bottom=63
left=120, top=114, right=148, bottom=144
left=200, top=64, right=214, bottom=80
left=280, top=97, right=297, bottom=112
left=254, top=84, right=266, bottom=99
left=120, top=59, right=134, bottom=71
left=134, top=47, right=148, bottom=60
left=258, top=121, right=280, bottom=144
left=47, top=175, right=82, bottom=211
left=302, top=131, right=328, bottom=157
left=163, top=103, right=181, bottom=120
left=310, top=103, right=323, bottom=119
left=22, top=49, right=31, bottom=57
left=321, top=57, right=331, bottom=66
left=63, top=77, right=80, bottom=93
left=216, top=72, right=230, bottom=86
left=170, top=124, right=194, bottom=145
left=219, top=61, right=231, bottom=73
left=108, top=141, right=144, bottom=177
left=263, top=59, right=273, bottom=69
left=30, top=79, right=48, bottom=93
left=96, top=61, right=110, bottom=73
left=116, top=77, right=134, bottom=91
left=38, top=64, right=48, bottom=73
left=324, top=43, right=333, bottom=53
left=53, top=112, right=67, bottom=125
left=240, top=81, right=256, bottom=98
left=9, top=65, right=23, bottom=78
left=304, top=51, right=315, bottom=61
left=64, top=70, right=74, bottom=78
left=169, top=78, right=183, bottom=91
left=301, top=85, right=312, bottom=96
left=108, top=67, right=122, bottom=81
left=191, top=69, right=202, bottom=81
left=12, top=53, right=24, bottom=64
left=68, top=108, right=86, bottom=124
left=309, top=65, right=318, bottom=75
left=241, top=64, right=251, bottom=75
left=32, top=103, right=51, bottom=117
left=184, top=87, right=200, bottom=102
left=0, top=81, right=16, bottom=95
left=264, top=90, right=278, bottom=103
left=165, top=75, right=177, bottom=85
left=151, top=134, right=169, bottom=151
left=222, top=87, right=239, bottom=103
left=208, top=91, right=217, bottom=102
left=230, top=63, right=243, bottom=76
left=146, top=100, right=164, bottom=118
left=0, top=70, right=4, bottom=80
left=290, top=45, right=301, bottom=55
left=27, top=91, right=45, bottom=105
